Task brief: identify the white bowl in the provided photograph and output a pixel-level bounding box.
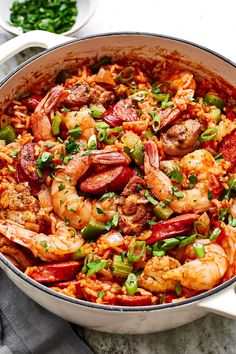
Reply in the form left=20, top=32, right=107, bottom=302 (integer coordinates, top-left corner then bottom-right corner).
left=0, top=0, right=98, bottom=36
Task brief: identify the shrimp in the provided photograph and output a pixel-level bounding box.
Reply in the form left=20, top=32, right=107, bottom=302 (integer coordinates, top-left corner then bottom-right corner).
left=163, top=242, right=228, bottom=291
left=138, top=256, right=181, bottom=293
left=159, top=71, right=196, bottom=129
left=144, top=140, right=223, bottom=214
left=0, top=235, right=34, bottom=269
left=0, top=219, right=83, bottom=262
left=31, top=86, right=68, bottom=141
left=51, top=149, right=130, bottom=229
left=60, top=107, right=95, bottom=142
left=219, top=223, right=236, bottom=281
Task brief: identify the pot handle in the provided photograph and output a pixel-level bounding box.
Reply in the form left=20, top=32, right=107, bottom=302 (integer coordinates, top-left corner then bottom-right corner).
left=197, top=285, right=236, bottom=319
left=0, top=30, right=74, bottom=66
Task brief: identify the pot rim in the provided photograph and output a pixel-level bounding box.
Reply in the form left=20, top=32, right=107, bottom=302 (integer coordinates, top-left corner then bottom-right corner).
left=1, top=252, right=235, bottom=312
left=0, top=31, right=235, bottom=312
left=0, top=31, right=235, bottom=89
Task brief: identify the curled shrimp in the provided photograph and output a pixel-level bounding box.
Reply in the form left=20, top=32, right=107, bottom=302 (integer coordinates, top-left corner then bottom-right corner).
left=0, top=219, right=84, bottom=262
left=163, top=241, right=228, bottom=291
left=51, top=149, right=129, bottom=229
left=31, top=86, right=68, bottom=141
left=144, top=140, right=223, bottom=214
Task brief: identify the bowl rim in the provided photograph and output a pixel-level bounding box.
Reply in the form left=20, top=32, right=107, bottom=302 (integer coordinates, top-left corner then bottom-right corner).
left=0, top=31, right=235, bottom=312
left=0, top=0, right=98, bottom=36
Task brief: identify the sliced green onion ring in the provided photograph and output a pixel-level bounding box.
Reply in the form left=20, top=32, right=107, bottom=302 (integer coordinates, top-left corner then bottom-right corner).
left=178, top=234, right=196, bottom=248
left=129, top=91, right=148, bottom=101
left=90, top=104, right=106, bottom=118
left=116, top=67, right=134, bottom=83
left=128, top=241, right=146, bottom=263
left=199, top=127, right=217, bottom=142
left=153, top=250, right=165, bottom=257
left=209, top=227, right=221, bottom=241
left=149, top=110, right=160, bottom=132
left=87, top=134, right=97, bottom=150
left=125, top=273, right=138, bottom=295
left=193, top=243, right=205, bottom=258
left=97, top=129, right=107, bottom=142
left=144, top=190, right=158, bottom=205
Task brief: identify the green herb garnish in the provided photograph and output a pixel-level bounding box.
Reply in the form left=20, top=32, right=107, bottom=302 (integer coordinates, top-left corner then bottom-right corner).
left=10, top=0, right=78, bottom=34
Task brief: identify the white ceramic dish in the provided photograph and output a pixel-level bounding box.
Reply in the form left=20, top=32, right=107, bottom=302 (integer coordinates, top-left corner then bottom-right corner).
left=0, top=0, right=98, bottom=36
left=0, top=31, right=235, bottom=334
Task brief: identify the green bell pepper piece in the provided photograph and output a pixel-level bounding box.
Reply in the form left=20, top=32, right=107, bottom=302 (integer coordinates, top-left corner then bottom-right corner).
left=130, top=141, right=144, bottom=166
left=204, top=94, right=225, bottom=110
left=0, top=125, right=16, bottom=144
left=81, top=221, right=107, bottom=240
left=52, top=115, right=62, bottom=136
left=154, top=203, right=173, bottom=220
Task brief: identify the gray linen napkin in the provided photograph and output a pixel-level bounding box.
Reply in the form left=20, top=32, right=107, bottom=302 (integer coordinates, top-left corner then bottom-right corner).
left=0, top=271, right=94, bottom=354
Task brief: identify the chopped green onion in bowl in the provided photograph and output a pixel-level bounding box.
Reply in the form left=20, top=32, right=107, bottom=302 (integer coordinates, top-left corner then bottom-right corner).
left=9, top=0, right=78, bottom=34
left=10, top=0, right=78, bottom=34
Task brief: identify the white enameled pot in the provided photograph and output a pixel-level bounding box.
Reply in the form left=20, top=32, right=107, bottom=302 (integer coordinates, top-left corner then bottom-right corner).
left=0, top=31, right=235, bottom=334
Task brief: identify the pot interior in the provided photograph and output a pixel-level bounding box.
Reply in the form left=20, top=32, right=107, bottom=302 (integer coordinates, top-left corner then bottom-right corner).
left=0, top=33, right=235, bottom=313
left=0, top=33, right=235, bottom=114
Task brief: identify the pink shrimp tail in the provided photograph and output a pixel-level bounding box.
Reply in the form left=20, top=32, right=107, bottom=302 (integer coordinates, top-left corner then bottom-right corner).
left=32, top=86, right=69, bottom=141
left=91, top=151, right=130, bottom=165
left=144, top=140, right=159, bottom=172
left=0, top=220, right=31, bottom=250
left=36, top=86, right=68, bottom=114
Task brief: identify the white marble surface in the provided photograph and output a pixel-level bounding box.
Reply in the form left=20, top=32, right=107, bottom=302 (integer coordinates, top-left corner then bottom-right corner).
left=0, top=0, right=236, bottom=353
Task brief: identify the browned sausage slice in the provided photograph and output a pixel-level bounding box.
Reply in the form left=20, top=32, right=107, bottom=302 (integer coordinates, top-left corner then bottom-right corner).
left=219, top=129, right=236, bottom=172
left=103, top=98, right=139, bottom=127
left=79, top=166, right=134, bottom=195
left=146, top=214, right=199, bottom=244
left=26, top=261, right=81, bottom=283
left=116, top=295, right=154, bottom=306
left=18, top=142, right=41, bottom=183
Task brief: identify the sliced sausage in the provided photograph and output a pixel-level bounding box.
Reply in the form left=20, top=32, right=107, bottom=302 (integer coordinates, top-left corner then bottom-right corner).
left=50, top=279, right=85, bottom=299
left=219, top=129, right=236, bottom=172
left=103, top=98, right=139, bottom=127
left=146, top=214, right=199, bottom=244
left=18, top=142, right=41, bottom=183
left=79, top=166, right=134, bottom=195
left=27, top=261, right=81, bottom=283
left=63, top=82, right=92, bottom=107
left=116, top=295, right=154, bottom=306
